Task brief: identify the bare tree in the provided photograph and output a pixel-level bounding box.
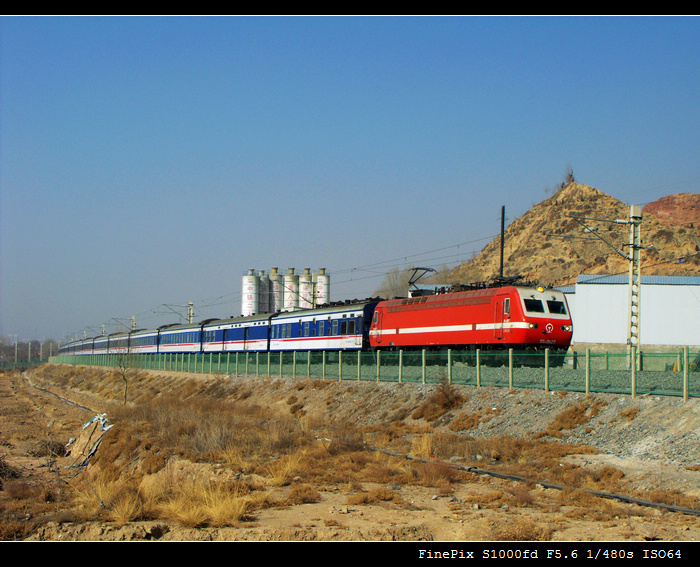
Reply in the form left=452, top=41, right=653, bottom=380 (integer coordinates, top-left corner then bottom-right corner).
left=112, top=351, right=140, bottom=405
left=374, top=266, right=416, bottom=299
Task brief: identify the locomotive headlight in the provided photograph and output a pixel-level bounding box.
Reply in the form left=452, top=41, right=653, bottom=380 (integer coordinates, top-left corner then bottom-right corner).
left=528, top=323, right=538, bottom=329
left=561, top=325, right=572, bottom=332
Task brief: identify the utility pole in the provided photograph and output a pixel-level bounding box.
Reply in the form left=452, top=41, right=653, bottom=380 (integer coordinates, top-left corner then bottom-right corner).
left=554, top=204, right=645, bottom=364
left=626, top=205, right=643, bottom=365
left=500, top=206, right=505, bottom=279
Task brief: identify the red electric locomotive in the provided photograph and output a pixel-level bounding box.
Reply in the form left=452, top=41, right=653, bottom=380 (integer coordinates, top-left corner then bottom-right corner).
left=369, top=284, right=573, bottom=353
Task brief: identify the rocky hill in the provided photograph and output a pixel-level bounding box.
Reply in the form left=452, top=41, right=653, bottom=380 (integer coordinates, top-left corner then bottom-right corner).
left=447, top=183, right=700, bottom=287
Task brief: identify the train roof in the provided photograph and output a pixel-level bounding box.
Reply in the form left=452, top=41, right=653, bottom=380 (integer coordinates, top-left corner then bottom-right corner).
left=271, top=299, right=380, bottom=320
left=380, top=284, right=563, bottom=308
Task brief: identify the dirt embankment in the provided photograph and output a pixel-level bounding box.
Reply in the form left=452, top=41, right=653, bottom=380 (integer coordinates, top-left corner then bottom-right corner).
left=2, top=365, right=699, bottom=542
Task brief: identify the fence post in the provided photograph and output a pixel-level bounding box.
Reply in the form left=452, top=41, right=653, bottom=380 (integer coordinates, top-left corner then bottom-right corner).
left=339, top=351, right=343, bottom=381
left=322, top=351, right=326, bottom=380
left=684, top=346, right=689, bottom=401
left=399, top=350, right=403, bottom=383
left=544, top=348, right=549, bottom=392
left=448, top=349, right=452, bottom=384
left=422, top=349, right=426, bottom=384
left=375, top=350, right=380, bottom=382
left=476, top=349, right=481, bottom=387
left=508, top=348, right=513, bottom=388
left=585, top=348, right=590, bottom=395
left=357, top=351, right=361, bottom=382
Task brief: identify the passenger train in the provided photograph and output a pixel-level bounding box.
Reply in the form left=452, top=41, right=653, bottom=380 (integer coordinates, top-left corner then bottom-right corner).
left=58, top=282, right=573, bottom=359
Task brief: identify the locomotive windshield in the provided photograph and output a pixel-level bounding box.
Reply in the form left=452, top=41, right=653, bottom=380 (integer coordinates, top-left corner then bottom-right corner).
left=546, top=300, right=568, bottom=315
left=523, top=298, right=545, bottom=313
left=523, top=296, right=568, bottom=316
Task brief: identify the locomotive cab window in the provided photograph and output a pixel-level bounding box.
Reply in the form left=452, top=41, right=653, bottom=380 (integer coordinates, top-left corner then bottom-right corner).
left=523, top=298, right=545, bottom=313
left=547, top=300, right=568, bottom=315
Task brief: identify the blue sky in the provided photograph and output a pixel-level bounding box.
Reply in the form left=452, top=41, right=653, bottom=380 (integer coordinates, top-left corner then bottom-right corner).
left=1, top=16, right=698, bottom=344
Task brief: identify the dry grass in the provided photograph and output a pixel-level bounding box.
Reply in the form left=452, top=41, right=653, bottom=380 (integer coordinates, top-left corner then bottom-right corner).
left=3, top=364, right=698, bottom=541
left=411, top=382, right=465, bottom=421
left=346, top=486, right=403, bottom=506
left=534, top=399, right=607, bottom=439
left=490, top=515, right=554, bottom=541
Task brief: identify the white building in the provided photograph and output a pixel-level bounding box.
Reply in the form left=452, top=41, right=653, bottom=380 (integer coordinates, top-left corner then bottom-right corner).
left=564, top=275, right=700, bottom=348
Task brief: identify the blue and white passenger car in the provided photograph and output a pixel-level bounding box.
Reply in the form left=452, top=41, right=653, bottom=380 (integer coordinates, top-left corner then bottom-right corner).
left=202, top=313, right=273, bottom=353
left=269, top=300, right=378, bottom=352
left=157, top=323, right=203, bottom=354
left=129, top=328, right=159, bottom=355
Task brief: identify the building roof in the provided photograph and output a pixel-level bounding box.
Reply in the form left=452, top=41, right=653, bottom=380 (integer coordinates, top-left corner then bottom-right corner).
left=576, top=274, right=700, bottom=286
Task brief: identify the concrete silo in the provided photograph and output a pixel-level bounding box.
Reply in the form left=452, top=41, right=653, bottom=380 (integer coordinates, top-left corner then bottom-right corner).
left=299, top=268, right=314, bottom=309
left=258, top=270, right=270, bottom=314
left=269, top=267, right=284, bottom=313
left=241, top=269, right=259, bottom=316
left=283, top=268, right=299, bottom=312
left=315, top=268, right=330, bottom=306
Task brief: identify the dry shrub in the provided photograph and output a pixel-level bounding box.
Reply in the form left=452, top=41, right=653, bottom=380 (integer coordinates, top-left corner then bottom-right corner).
left=361, top=463, right=406, bottom=484
left=535, top=399, right=607, bottom=439
left=346, top=486, right=402, bottom=506
left=490, top=515, right=553, bottom=541
left=448, top=412, right=481, bottom=431
left=0, top=455, right=21, bottom=481
left=411, top=430, right=468, bottom=462
left=71, top=474, right=125, bottom=521
left=285, top=484, right=321, bottom=505
left=461, top=489, right=507, bottom=508
left=558, top=487, right=605, bottom=509
left=0, top=519, right=35, bottom=541
left=109, top=488, right=143, bottom=526
left=324, top=426, right=366, bottom=455
left=640, top=488, right=700, bottom=511
left=412, top=383, right=465, bottom=421
left=620, top=408, right=640, bottom=421
left=28, top=439, right=67, bottom=458
left=417, top=460, right=459, bottom=492
left=411, top=434, right=434, bottom=460
left=3, top=480, right=41, bottom=501
left=267, top=452, right=308, bottom=486
left=506, top=485, right=537, bottom=508
left=153, top=479, right=255, bottom=528
left=289, top=402, right=304, bottom=416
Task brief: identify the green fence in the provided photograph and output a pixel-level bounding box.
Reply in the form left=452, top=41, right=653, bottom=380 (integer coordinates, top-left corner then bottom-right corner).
left=49, top=347, right=699, bottom=400
left=1, top=358, right=50, bottom=370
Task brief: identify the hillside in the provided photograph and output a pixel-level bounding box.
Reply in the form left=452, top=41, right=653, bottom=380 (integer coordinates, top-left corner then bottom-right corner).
left=447, top=183, right=700, bottom=287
